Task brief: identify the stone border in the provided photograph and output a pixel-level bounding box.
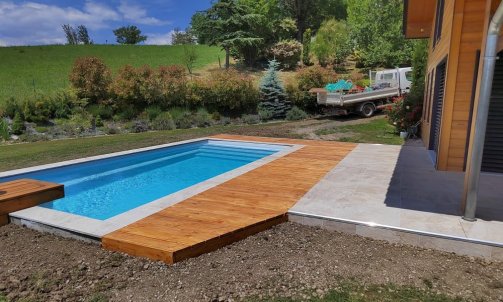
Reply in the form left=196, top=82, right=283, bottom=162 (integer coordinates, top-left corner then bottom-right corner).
left=288, top=211, right=503, bottom=261
left=6, top=138, right=303, bottom=238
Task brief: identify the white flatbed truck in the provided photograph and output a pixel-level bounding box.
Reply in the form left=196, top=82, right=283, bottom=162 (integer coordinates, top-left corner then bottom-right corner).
left=311, top=67, right=413, bottom=117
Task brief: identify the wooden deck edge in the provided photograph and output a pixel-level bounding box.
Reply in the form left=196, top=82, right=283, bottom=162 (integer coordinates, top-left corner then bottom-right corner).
left=172, top=213, right=288, bottom=263
left=102, top=214, right=288, bottom=265
left=0, top=188, right=65, bottom=215
left=101, top=236, right=175, bottom=264
left=0, top=215, right=8, bottom=226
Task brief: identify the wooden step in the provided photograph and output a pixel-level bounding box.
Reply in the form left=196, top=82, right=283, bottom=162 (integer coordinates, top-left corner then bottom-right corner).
left=0, top=179, right=64, bottom=223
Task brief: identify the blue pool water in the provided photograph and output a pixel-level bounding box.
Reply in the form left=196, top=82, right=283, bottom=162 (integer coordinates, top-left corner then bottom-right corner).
left=1, top=140, right=287, bottom=220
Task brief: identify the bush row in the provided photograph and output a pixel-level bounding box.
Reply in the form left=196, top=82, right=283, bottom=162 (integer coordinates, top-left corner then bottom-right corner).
left=69, top=57, right=259, bottom=116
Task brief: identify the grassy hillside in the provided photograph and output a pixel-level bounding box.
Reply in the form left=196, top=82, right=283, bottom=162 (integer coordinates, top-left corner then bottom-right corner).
left=0, top=44, right=224, bottom=104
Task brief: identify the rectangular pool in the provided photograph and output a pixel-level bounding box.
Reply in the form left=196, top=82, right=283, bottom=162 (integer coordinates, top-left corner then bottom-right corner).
left=1, top=140, right=288, bottom=220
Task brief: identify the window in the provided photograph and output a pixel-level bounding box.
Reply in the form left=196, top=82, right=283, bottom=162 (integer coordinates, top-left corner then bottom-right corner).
left=381, top=73, right=394, bottom=80
left=433, top=0, right=445, bottom=46
left=405, top=71, right=413, bottom=81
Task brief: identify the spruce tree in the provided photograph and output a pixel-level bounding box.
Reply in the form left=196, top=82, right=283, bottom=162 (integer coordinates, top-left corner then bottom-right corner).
left=11, top=112, right=25, bottom=135
left=258, top=60, right=291, bottom=119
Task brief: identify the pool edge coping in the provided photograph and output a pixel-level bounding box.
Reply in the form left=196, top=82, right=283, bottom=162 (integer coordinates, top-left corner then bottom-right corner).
left=8, top=137, right=305, bottom=238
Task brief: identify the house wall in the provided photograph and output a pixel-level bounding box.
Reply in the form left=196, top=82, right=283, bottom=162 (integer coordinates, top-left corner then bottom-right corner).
left=422, top=0, right=488, bottom=171
left=421, top=0, right=455, bottom=163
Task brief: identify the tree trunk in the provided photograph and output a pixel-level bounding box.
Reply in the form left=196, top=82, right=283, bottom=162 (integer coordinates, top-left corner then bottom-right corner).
left=225, top=47, right=230, bottom=69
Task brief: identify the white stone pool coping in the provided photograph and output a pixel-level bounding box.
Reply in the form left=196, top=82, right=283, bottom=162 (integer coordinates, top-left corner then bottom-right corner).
left=3, top=137, right=303, bottom=239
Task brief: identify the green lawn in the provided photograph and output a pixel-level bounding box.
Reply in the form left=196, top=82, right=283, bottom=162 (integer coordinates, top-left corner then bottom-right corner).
left=0, top=44, right=223, bottom=104
left=0, top=117, right=406, bottom=172
left=315, top=117, right=403, bottom=145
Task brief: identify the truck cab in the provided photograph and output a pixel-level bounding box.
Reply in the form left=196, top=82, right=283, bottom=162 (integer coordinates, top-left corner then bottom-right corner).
left=374, top=67, right=413, bottom=94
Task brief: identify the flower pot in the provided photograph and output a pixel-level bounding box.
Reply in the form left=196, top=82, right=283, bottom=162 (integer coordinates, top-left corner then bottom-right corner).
left=400, top=131, right=408, bottom=139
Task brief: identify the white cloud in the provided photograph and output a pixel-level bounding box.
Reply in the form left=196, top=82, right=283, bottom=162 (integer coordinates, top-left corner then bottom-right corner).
left=0, top=1, right=169, bottom=46
left=118, top=1, right=168, bottom=26
left=144, top=31, right=174, bottom=45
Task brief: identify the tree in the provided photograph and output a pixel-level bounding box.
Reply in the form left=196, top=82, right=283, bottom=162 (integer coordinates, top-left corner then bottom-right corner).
left=258, top=60, right=291, bottom=118
left=347, top=0, right=413, bottom=67
left=311, top=19, right=351, bottom=67
left=182, top=45, right=198, bottom=74
left=77, top=25, right=92, bottom=45
left=410, top=39, right=428, bottom=98
left=11, top=112, right=25, bottom=135
left=278, top=0, right=347, bottom=42
left=302, top=28, right=312, bottom=66
left=171, top=27, right=195, bottom=45
left=62, top=24, right=78, bottom=45
left=113, top=25, right=147, bottom=44
left=278, top=0, right=314, bottom=41
left=190, top=0, right=264, bottom=68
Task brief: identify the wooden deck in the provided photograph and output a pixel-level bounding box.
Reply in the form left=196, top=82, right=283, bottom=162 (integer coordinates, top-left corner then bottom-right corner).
left=0, top=179, right=64, bottom=226
left=102, top=136, right=356, bottom=264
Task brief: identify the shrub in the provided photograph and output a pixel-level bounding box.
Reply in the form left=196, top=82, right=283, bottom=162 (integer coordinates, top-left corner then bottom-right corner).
left=258, top=108, right=274, bottom=121
left=54, top=113, right=92, bottom=136
left=0, top=119, right=9, bottom=140
left=286, top=106, right=308, bottom=121
left=268, top=40, right=302, bottom=70
left=157, top=65, right=187, bottom=107
left=130, top=120, right=150, bottom=133
left=152, top=112, right=176, bottom=130
left=241, top=114, right=260, bottom=124
left=3, top=97, right=20, bottom=118
left=193, top=108, right=212, bottom=127
left=22, top=100, right=52, bottom=124
left=311, top=19, right=351, bottom=67
left=95, top=116, right=104, bottom=127
left=296, top=66, right=338, bottom=91
left=117, top=104, right=138, bottom=121
left=200, top=69, right=259, bottom=114
left=143, top=106, right=163, bottom=121
left=11, top=112, right=25, bottom=135
left=385, top=96, right=422, bottom=132
left=259, top=60, right=291, bottom=119
left=49, top=89, right=79, bottom=118
left=110, top=65, right=162, bottom=108
left=169, top=107, right=193, bottom=129
left=285, top=82, right=316, bottom=113
left=87, top=104, right=114, bottom=119
left=69, top=57, right=112, bottom=102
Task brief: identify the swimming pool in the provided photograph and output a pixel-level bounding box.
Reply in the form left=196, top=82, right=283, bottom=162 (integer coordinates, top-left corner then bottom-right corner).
left=1, top=139, right=288, bottom=220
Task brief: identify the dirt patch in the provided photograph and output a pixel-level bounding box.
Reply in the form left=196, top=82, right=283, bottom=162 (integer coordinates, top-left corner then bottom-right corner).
left=1, top=223, right=502, bottom=301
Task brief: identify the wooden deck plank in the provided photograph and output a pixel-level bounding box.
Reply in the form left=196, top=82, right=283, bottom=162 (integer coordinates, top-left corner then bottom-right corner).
left=102, top=136, right=356, bottom=264
left=0, top=179, right=64, bottom=217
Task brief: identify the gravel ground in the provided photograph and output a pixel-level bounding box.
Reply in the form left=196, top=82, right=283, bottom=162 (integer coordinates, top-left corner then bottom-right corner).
left=1, top=222, right=503, bottom=302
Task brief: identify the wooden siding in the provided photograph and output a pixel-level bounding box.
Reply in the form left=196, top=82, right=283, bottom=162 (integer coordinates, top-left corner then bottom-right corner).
left=421, top=0, right=455, bottom=156
left=422, top=0, right=489, bottom=171
left=102, top=136, right=356, bottom=264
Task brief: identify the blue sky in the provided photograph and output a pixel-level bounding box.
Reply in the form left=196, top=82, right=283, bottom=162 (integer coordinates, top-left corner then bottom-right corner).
left=0, top=0, right=212, bottom=46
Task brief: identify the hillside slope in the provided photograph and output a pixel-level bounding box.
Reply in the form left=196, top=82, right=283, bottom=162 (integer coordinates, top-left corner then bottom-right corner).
left=0, top=45, right=224, bottom=104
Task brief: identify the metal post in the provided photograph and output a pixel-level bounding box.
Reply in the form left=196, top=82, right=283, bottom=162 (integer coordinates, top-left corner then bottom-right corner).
left=463, top=2, right=503, bottom=221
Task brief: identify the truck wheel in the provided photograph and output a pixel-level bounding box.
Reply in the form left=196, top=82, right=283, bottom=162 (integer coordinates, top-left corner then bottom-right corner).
left=360, top=103, right=376, bottom=118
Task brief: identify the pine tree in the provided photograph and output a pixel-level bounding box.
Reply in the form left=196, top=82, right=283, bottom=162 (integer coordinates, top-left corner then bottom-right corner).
left=11, top=112, right=25, bottom=135
left=258, top=60, right=291, bottom=119
left=302, top=28, right=312, bottom=66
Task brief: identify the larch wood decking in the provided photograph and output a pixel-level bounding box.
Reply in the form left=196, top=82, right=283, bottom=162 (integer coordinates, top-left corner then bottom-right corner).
left=0, top=179, right=64, bottom=226
left=102, top=135, right=356, bottom=264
